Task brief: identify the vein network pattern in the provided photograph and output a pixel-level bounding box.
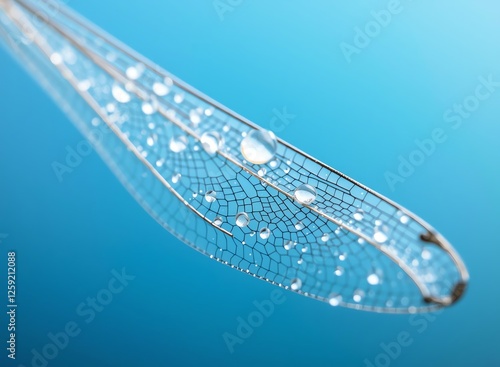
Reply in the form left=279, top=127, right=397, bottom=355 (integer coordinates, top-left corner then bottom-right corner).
left=0, top=0, right=469, bottom=313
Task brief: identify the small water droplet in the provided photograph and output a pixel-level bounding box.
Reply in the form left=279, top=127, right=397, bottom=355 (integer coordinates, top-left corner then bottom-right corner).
left=321, top=233, right=330, bottom=242
left=294, top=184, right=317, bottom=205
left=172, top=173, right=181, bottom=184
left=112, top=84, right=131, bottom=103
left=367, top=273, right=380, bottom=285
left=174, top=93, right=184, bottom=103
left=259, top=228, right=271, bottom=240
left=235, top=212, right=250, bottom=227
left=201, top=131, right=222, bottom=155
left=269, top=160, right=278, bottom=168
left=328, top=294, right=342, bottom=306
left=294, top=221, right=304, bottom=230
left=205, top=190, right=217, bottom=203
left=334, top=266, right=344, bottom=276
left=353, top=289, right=365, bottom=303
left=290, top=278, right=302, bottom=291
left=373, top=225, right=389, bottom=244
left=204, top=108, right=214, bottom=116
left=169, top=136, right=188, bottom=153
left=258, top=168, right=267, bottom=177
left=189, top=110, right=201, bottom=125
left=156, top=159, right=164, bottom=167
left=339, top=253, right=347, bottom=261
left=142, top=100, right=157, bottom=115
left=400, top=215, right=409, bottom=224
left=126, top=65, right=143, bottom=80
left=297, top=258, right=304, bottom=265
left=353, top=209, right=364, bottom=221
left=50, top=52, right=62, bottom=65
left=152, top=82, right=169, bottom=96
left=422, top=248, right=432, bottom=260
left=78, top=79, right=91, bottom=91
left=213, top=217, right=223, bottom=226
left=240, top=129, right=277, bottom=164
left=283, top=240, right=294, bottom=250
left=146, top=134, right=157, bottom=147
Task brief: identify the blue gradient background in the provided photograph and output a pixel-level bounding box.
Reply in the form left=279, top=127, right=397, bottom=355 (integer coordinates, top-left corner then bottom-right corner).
left=0, top=1, right=499, bottom=366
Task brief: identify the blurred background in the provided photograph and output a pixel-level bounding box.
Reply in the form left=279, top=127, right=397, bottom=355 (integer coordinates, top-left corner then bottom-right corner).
left=0, top=0, right=499, bottom=366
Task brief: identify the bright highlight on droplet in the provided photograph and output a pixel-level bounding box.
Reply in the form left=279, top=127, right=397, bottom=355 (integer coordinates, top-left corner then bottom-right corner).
left=240, top=129, right=277, bottom=164
left=294, top=184, right=317, bottom=205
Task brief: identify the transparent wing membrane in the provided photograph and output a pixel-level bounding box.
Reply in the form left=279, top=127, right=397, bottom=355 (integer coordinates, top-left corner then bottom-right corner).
left=0, top=0, right=469, bottom=313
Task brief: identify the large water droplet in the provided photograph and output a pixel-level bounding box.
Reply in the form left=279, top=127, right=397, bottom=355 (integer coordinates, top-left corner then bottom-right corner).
left=290, top=278, right=302, bottom=291
left=112, top=84, right=131, bottom=103
left=259, top=228, right=271, bottom=240
left=367, top=273, right=380, bottom=285
left=353, top=209, right=364, bottom=221
left=205, top=190, right=217, bottom=203
left=294, top=184, right=317, bottom=205
left=201, top=131, right=222, bottom=155
left=240, top=129, right=277, bottom=164
left=235, top=212, right=250, bottom=227
left=169, top=136, right=188, bottom=153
